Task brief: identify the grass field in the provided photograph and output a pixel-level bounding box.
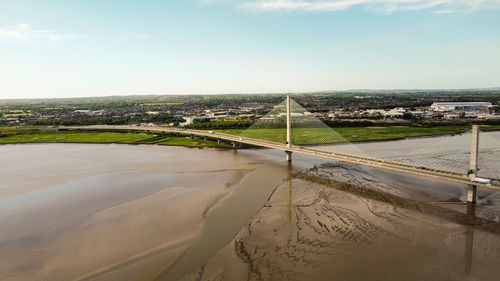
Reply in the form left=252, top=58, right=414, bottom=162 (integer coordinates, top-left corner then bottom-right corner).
left=480, top=124, right=500, bottom=131
left=1, top=110, right=34, bottom=118
left=217, top=125, right=484, bottom=145
left=0, top=129, right=230, bottom=148
left=0, top=124, right=497, bottom=147
left=0, top=126, right=42, bottom=136
left=141, top=102, right=184, bottom=106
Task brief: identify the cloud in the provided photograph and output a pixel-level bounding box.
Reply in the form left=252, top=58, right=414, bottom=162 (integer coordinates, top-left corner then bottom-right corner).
left=238, top=0, right=500, bottom=13
left=0, top=24, right=79, bottom=41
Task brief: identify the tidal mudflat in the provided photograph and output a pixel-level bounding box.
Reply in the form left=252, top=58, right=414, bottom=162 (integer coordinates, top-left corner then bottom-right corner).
left=1, top=141, right=499, bottom=281
left=196, top=163, right=500, bottom=281
left=0, top=144, right=291, bottom=281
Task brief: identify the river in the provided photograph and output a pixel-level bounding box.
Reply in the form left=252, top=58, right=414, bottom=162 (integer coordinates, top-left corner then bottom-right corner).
left=0, top=137, right=499, bottom=281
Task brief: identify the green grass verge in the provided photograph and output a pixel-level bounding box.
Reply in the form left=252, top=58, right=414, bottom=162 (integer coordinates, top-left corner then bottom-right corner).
left=217, top=125, right=478, bottom=145
left=480, top=124, right=500, bottom=131
left=1, top=110, right=34, bottom=118
left=1, top=124, right=497, bottom=147
left=0, top=132, right=153, bottom=144
left=0, top=130, right=230, bottom=148
left=141, top=102, right=184, bottom=106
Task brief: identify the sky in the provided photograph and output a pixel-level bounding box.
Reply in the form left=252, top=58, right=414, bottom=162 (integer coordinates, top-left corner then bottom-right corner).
left=0, top=0, right=499, bottom=99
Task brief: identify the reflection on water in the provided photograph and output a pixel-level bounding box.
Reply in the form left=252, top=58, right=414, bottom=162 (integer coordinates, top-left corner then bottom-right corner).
left=465, top=203, right=476, bottom=275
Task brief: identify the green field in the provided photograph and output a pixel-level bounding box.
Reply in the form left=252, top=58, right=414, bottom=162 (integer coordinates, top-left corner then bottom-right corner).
left=217, top=125, right=485, bottom=145
left=1, top=110, right=34, bottom=118
left=141, top=102, right=184, bottom=106
left=0, top=129, right=230, bottom=148
left=480, top=124, right=500, bottom=131
left=0, top=124, right=497, bottom=147
left=0, top=126, right=41, bottom=136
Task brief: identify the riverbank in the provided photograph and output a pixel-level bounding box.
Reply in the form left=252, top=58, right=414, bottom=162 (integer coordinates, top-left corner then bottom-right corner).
left=0, top=127, right=231, bottom=148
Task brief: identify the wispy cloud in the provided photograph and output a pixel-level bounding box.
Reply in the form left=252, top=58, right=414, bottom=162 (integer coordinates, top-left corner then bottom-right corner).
left=238, top=0, right=500, bottom=13
left=0, top=24, right=79, bottom=41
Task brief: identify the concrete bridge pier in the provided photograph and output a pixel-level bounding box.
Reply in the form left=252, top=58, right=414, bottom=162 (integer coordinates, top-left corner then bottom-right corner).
left=467, top=185, right=477, bottom=204
left=285, top=151, right=292, bottom=162
left=204, top=136, right=207, bottom=141
left=232, top=141, right=237, bottom=149
left=217, top=138, right=220, bottom=144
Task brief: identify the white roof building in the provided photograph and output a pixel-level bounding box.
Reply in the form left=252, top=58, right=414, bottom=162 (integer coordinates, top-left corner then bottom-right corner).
left=431, top=102, right=492, bottom=112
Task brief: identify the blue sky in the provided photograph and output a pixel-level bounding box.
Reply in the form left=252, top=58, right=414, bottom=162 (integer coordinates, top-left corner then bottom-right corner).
left=0, top=0, right=499, bottom=99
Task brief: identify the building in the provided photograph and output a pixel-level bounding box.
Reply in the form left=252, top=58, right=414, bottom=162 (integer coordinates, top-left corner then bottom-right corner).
left=409, top=111, right=425, bottom=118
left=477, top=115, right=500, bottom=121
left=444, top=114, right=461, bottom=120
left=180, top=116, right=195, bottom=126
left=430, top=102, right=492, bottom=112
left=384, top=107, right=406, bottom=118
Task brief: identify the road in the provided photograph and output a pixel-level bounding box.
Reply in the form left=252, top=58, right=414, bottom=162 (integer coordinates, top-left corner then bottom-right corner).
left=63, top=125, right=499, bottom=190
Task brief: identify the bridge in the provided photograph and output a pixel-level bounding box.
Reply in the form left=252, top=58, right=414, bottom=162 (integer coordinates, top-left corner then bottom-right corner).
left=64, top=96, right=500, bottom=203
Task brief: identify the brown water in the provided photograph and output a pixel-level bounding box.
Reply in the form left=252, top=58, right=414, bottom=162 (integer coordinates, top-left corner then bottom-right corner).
left=0, top=144, right=295, bottom=281
left=1, top=143, right=499, bottom=281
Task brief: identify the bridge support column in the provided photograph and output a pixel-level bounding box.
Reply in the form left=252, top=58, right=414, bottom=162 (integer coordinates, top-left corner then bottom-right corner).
left=285, top=151, right=292, bottom=162
left=467, top=185, right=477, bottom=203
left=204, top=136, right=207, bottom=141
left=467, top=125, right=479, bottom=204
left=217, top=138, right=220, bottom=144
left=469, top=125, right=479, bottom=176
left=286, top=94, right=291, bottom=148
left=232, top=141, right=237, bottom=149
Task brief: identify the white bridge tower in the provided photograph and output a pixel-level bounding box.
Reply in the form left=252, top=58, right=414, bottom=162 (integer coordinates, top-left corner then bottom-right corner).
left=285, top=94, right=292, bottom=162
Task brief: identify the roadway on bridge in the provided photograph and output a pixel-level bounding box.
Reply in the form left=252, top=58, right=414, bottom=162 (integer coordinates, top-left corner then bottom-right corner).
left=64, top=125, right=499, bottom=190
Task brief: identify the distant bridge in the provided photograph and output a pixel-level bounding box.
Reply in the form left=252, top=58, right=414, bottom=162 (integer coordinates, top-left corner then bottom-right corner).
left=64, top=96, right=500, bottom=203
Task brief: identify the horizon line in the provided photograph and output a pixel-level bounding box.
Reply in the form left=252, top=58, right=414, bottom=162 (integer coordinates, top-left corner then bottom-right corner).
left=1, top=86, right=499, bottom=101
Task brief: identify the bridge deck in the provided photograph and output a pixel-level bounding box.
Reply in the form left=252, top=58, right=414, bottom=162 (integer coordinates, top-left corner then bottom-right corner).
left=64, top=125, right=500, bottom=190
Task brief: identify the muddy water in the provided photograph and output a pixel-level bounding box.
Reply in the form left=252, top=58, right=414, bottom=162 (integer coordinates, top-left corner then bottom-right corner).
left=1, top=142, right=500, bottom=281
left=0, top=144, right=295, bottom=281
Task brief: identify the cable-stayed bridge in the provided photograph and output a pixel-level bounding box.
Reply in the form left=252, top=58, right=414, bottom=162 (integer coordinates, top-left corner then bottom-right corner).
left=65, top=96, right=500, bottom=202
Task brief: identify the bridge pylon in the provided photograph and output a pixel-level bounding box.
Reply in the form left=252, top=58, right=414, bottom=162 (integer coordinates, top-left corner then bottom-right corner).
left=285, top=94, right=292, bottom=162
left=467, top=125, right=480, bottom=203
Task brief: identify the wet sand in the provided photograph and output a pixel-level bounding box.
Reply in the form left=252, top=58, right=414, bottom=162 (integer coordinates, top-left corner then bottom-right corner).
left=1, top=142, right=499, bottom=281
left=197, top=163, right=500, bottom=281
left=0, top=144, right=292, bottom=281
